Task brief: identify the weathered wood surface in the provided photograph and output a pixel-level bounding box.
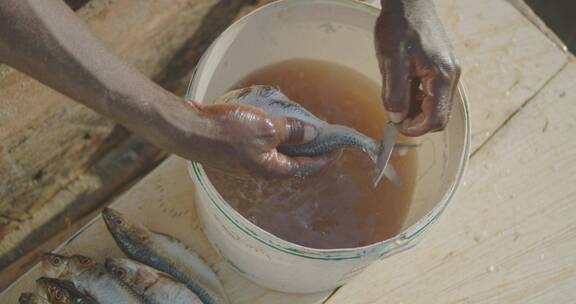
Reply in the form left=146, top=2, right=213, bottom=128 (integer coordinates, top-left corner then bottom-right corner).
left=434, top=0, right=569, bottom=151
left=0, top=0, right=573, bottom=301
left=326, top=60, right=576, bottom=304
left=0, top=0, right=261, bottom=288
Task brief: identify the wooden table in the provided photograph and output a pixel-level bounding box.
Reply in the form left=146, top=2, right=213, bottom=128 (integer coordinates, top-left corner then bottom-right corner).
left=2, top=0, right=575, bottom=302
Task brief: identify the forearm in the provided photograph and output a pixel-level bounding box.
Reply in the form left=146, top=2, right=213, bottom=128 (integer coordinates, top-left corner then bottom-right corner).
left=0, top=0, right=211, bottom=158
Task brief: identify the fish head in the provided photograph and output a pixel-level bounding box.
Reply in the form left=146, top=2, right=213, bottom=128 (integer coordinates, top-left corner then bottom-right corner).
left=19, top=293, right=48, bottom=304
left=36, top=277, right=77, bottom=304
left=101, top=208, right=152, bottom=257
left=215, top=85, right=279, bottom=104
left=40, top=253, right=71, bottom=278
left=104, top=258, right=137, bottom=284
left=68, top=255, right=96, bottom=273
left=214, top=87, right=251, bottom=104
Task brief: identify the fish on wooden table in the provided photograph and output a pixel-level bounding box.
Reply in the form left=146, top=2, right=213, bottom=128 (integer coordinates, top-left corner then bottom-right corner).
left=105, top=257, right=203, bottom=304
left=218, top=85, right=402, bottom=186
left=19, top=293, right=50, bottom=304
left=101, top=208, right=229, bottom=304
left=41, top=253, right=149, bottom=304
left=36, top=277, right=97, bottom=304
left=41, top=253, right=71, bottom=279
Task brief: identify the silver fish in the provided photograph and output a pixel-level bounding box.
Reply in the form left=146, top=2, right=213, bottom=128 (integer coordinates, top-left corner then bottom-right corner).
left=19, top=293, right=50, bottom=304
left=36, top=277, right=97, bottom=304
left=102, top=208, right=229, bottom=304
left=41, top=253, right=148, bottom=304
left=105, top=258, right=203, bottom=304
left=219, top=85, right=401, bottom=186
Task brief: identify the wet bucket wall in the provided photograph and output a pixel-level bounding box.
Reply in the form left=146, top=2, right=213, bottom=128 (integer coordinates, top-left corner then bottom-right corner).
left=186, top=0, right=470, bottom=293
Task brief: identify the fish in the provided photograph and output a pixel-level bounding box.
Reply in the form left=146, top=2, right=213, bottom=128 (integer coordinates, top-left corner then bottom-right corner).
left=36, top=277, right=97, bottom=304
left=101, top=208, right=229, bottom=304
left=41, top=253, right=149, bottom=304
left=218, top=85, right=401, bottom=186
left=18, top=293, right=50, bottom=304
left=41, top=253, right=71, bottom=278
left=105, top=257, right=203, bottom=304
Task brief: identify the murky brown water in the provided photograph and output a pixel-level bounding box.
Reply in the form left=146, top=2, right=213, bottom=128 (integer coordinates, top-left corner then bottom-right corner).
left=205, top=59, right=417, bottom=249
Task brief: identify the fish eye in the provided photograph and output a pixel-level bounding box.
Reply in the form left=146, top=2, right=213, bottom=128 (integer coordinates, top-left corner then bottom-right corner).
left=48, top=285, right=63, bottom=301
left=50, top=256, right=61, bottom=266
left=115, top=218, right=124, bottom=226
left=54, top=289, right=63, bottom=301
left=115, top=267, right=127, bottom=278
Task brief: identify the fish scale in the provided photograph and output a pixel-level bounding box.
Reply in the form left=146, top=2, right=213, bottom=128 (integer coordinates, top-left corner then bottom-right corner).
left=71, top=265, right=151, bottom=304
left=105, top=258, right=203, bottom=304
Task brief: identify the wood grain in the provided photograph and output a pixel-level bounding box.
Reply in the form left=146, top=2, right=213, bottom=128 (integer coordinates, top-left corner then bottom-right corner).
left=434, top=0, right=569, bottom=150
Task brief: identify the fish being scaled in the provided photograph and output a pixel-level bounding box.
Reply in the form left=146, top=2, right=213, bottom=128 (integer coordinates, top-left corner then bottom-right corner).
left=105, top=257, right=203, bottom=304
left=19, top=293, right=50, bottom=304
left=101, top=208, right=229, bottom=304
left=41, top=253, right=148, bottom=304
left=218, top=85, right=401, bottom=186
left=36, top=277, right=97, bottom=304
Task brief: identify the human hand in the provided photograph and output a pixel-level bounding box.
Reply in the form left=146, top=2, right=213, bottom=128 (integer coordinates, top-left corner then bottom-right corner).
left=375, top=0, right=460, bottom=136
left=193, top=101, right=333, bottom=177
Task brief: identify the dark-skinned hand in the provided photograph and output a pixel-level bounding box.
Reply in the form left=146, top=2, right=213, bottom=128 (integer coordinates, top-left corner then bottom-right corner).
left=375, top=0, right=461, bottom=136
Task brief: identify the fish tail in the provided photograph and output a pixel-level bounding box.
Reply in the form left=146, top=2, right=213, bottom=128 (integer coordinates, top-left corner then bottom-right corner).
left=367, top=139, right=382, bottom=164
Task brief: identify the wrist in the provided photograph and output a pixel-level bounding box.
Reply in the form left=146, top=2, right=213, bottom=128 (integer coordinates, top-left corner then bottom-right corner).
left=117, top=88, right=212, bottom=160
left=380, top=0, right=404, bottom=12
left=153, top=95, right=213, bottom=147
left=380, top=0, right=430, bottom=12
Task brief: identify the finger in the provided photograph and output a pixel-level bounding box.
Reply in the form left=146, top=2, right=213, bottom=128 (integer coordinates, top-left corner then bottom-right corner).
left=273, top=117, right=318, bottom=145
left=256, top=150, right=337, bottom=177
left=380, top=52, right=412, bottom=124
left=401, top=63, right=460, bottom=136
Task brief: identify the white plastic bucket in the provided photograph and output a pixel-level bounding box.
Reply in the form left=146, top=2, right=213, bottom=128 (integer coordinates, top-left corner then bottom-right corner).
left=186, top=0, right=470, bottom=293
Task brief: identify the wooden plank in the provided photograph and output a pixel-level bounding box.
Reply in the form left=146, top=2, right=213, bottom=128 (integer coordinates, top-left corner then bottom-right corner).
left=0, top=156, right=332, bottom=303
left=325, top=61, right=576, bottom=303
left=0, top=131, right=165, bottom=288
left=433, top=0, right=569, bottom=151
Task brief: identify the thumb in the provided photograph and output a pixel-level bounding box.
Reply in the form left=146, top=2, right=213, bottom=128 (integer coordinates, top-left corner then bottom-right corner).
left=381, top=55, right=412, bottom=124
left=274, top=117, right=318, bottom=145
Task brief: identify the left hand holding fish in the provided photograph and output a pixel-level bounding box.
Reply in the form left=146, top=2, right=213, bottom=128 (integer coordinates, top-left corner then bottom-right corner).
left=192, top=102, right=335, bottom=177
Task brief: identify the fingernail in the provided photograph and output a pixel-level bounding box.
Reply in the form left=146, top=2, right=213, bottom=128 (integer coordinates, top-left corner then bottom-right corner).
left=303, top=124, right=318, bottom=142
left=388, top=112, right=404, bottom=124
